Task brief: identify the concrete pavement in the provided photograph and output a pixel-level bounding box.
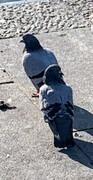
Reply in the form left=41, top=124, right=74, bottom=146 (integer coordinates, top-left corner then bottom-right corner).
left=0, top=28, right=93, bottom=179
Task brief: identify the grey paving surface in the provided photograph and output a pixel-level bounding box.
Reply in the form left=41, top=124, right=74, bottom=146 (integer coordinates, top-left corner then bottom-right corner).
left=0, top=28, right=93, bottom=179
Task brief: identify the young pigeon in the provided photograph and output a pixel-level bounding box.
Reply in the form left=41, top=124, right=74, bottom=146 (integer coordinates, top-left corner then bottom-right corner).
left=20, top=34, right=58, bottom=97
left=39, top=64, right=74, bottom=148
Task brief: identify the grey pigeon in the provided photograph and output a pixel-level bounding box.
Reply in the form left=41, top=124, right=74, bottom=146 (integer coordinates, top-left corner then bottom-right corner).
left=39, top=64, right=74, bottom=148
left=20, top=34, right=58, bottom=97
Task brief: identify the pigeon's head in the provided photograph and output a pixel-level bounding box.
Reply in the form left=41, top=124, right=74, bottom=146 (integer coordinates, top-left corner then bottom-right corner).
left=20, top=34, right=42, bottom=52
left=43, top=64, right=65, bottom=85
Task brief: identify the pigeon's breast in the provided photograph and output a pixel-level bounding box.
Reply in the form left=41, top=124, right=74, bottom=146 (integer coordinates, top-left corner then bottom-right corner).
left=23, top=49, right=58, bottom=77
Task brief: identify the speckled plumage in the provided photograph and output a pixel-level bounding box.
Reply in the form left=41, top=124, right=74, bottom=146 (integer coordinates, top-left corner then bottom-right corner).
left=39, top=83, right=73, bottom=122
left=39, top=65, right=74, bottom=148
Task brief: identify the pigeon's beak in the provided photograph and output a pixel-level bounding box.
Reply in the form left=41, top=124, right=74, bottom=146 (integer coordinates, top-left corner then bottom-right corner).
left=20, top=39, right=24, bottom=43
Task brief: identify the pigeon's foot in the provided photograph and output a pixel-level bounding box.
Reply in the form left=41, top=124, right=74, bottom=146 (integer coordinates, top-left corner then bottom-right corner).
left=32, top=92, right=39, bottom=98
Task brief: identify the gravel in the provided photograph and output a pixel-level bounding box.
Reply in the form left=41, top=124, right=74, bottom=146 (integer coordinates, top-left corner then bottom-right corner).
left=0, top=0, right=93, bottom=39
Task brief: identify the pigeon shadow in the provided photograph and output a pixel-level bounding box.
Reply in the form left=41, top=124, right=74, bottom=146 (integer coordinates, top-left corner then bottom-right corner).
left=59, top=138, right=93, bottom=169
left=0, top=105, right=16, bottom=112
left=73, top=105, right=93, bottom=136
